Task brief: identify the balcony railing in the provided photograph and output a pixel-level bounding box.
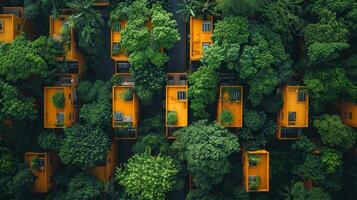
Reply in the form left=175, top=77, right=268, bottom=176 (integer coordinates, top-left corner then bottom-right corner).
left=167, top=73, right=187, bottom=85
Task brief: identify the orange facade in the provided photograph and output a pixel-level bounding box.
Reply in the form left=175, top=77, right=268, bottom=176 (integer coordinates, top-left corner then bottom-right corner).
left=217, top=86, right=243, bottom=127
left=49, top=15, right=85, bottom=75
left=44, top=86, right=77, bottom=128
left=189, top=16, right=213, bottom=62
left=166, top=74, right=188, bottom=138
left=25, top=152, right=58, bottom=193
left=0, top=7, right=24, bottom=43
left=340, top=102, right=357, bottom=127
left=277, top=86, right=308, bottom=140
left=242, top=150, right=269, bottom=192
left=91, top=141, right=118, bottom=182
left=111, top=20, right=128, bottom=61
left=112, top=85, right=139, bottom=129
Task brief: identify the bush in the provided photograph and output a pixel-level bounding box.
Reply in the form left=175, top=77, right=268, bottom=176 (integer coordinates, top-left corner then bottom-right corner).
left=52, top=92, right=65, bottom=109
left=219, top=109, right=233, bottom=125
left=122, top=88, right=134, bottom=101
left=167, top=111, right=178, bottom=125
left=248, top=176, right=260, bottom=190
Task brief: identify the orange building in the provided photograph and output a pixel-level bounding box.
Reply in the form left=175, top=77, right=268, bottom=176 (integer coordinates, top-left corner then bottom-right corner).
left=44, top=86, right=77, bottom=128
left=0, top=7, right=24, bottom=43
left=25, top=152, right=58, bottom=193
left=49, top=15, right=85, bottom=75
left=166, top=73, right=188, bottom=139
left=95, top=0, right=110, bottom=6
left=217, top=86, right=243, bottom=127
left=111, top=20, right=131, bottom=73
left=242, top=150, right=269, bottom=192
left=276, top=85, right=308, bottom=140
left=340, top=102, right=357, bottom=127
left=112, top=84, right=139, bottom=139
left=91, top=141, right=118, bottom=182
left=189, top=16, right=213, bottom=62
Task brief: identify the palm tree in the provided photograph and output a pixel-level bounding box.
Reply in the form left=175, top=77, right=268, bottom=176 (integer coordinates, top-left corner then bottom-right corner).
left=177, top=0, right=197, bottom=21
left=177, top=0, right=219, bottom=21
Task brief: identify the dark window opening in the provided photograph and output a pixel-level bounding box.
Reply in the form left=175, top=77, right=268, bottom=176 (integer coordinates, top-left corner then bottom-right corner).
left=177, top=91, right=187, bottom=100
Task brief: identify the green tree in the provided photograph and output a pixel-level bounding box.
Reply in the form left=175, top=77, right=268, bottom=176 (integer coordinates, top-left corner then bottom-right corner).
left=291, top=181, right=331, bottom=200
left=8, top=168, right=36, bottom=199
left=304, top=10, right=350, bottom=65
left=0, top=36, right=48, bottom=82
left=132, top=134, right=172, bottom=156
left=239, top=25, right=291, bottom=106
left=0, top=147, right=16, bottom=175
left=37, top=130, right=63, bottom=153
left=188, top=66, right=219, bottom=119
left=321, top=148, right=342, bottom=174
left=116, top=152, right=178, bottom=200
left=313, top=115, right=356, bottom=151
left=63, top=0, right=104, bottom=60
left=173, top=120, right=240, bottom=189
left=304, top=67, right=357, bottom=111
left=0, top=81, right=36, bottom=121
left=118, top=0, right=180, bottom=103
left=66, top=173, right=103, bottom=200
left=59, top=124, right=110, bottom=168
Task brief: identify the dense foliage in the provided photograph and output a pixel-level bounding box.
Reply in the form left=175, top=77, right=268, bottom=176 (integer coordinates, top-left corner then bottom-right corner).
left=1, top=0, right=357, bottom=199
left=116, top=152, right=179, bottom=200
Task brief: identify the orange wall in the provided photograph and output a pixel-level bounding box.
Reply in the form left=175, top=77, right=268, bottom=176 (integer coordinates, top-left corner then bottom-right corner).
left=242, top=150, right=269, bottom=192
left=44, top=87, right=76, bottom=128
left=0, top=14, right=23, bottom=43
left=49, top=16, right=85, bottom=75
left=217, top=86, right=243, bottom=127
left=25, top=152, right=57, bottom=193
left=340, top=102, right=357, bottom=127
left=189, top=16, right=213, bottom=61
left=278, top=86, right=308, bottom=127
left=112, top=86, right=139, bottom=128
left=166, top=85, right=188, bottom=127
left=111, top=20, right=128, bottom=61
left=90, top=141, right=118, bottom=182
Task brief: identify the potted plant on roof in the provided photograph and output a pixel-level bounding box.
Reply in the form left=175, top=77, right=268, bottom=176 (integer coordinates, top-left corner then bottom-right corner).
left=167, top=111, right=178, bottom=125
left=219, top=109, right=233, bottom=126
left=249, top=176, right=260, bottom=191
left=248, top=154, right=261, bottom=166
left=52, top=92, right=65, bottom=109
left=122, top=88, right=133, bottom=101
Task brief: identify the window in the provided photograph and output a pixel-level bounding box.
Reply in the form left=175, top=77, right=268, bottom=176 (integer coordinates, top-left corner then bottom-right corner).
left=114, top=112, right=123, bottom=121
left=202, top=42, right=211, bottom=51
left=344, top=112, right=347, bottom=119
left=116, top=62, right=130, bottom=73
left=67, top=62, right=79, bottom=73
left=288, top=112, right=296, bottom=122
left=177, top=91, right=187, bottom=100
left=167, top=76, right=174, bottom=85
left=231, top=90, right=241, bottom=101
left=56, top=112, right=65, bottom=123
left=113, top=42, right=121, bottom=51
left=349, top=112, right=352, bottom=120
left=202, top=20, right=212, bottom=32
left=297, top=89, right=306, bottom=101
left=38, top=159, right=45, bottom=169
left=112, top=22, right=121, bottom=32
left=0, top=19, right=3, bottom=32
left=281, top=112, right=284, bottom=120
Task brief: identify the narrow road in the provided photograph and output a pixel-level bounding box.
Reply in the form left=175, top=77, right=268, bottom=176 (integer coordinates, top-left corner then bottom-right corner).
left=167, top=0, right=188, bottom=73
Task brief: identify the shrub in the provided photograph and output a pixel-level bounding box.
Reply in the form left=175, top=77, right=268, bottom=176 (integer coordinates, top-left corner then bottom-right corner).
left=52, top=92, right=65, bottom=109
left=248, top=176, right=260, bottom=190
left=167, top=111, right=178, bottom=125
left=219, top=109, right=233, bottom=125
left=248, top=154, right=261, bottom=166
left=122, top=88, right=134, bottom=101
